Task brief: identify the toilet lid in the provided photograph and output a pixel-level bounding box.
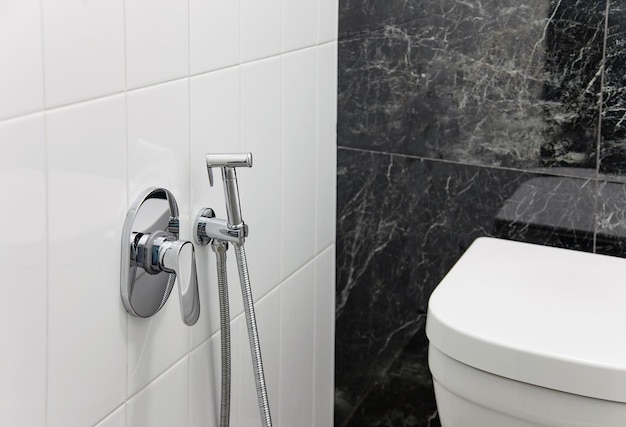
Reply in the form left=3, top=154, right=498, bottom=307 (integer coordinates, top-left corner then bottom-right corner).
left=426, top=237, right=626, bottom=403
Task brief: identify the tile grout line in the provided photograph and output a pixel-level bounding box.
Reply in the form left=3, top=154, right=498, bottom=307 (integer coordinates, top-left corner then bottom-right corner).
left=38, top=0, right=49, bottom=425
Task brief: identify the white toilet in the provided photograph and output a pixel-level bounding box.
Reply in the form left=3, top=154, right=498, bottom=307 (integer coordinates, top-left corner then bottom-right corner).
left=426, top=237, right=626, bottom=427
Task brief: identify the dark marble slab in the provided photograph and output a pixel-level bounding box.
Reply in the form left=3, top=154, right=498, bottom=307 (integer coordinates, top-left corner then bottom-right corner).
left=344, top=323, right=441, bottom=427
left=493, top=175, right=597, bottom=252
left=600, top=1, right=626, bottom=174
left=335, top=149, right=601, bottom=426
left=338, top=0, right=605, bottom=169
left=339, top=0, right=423, bottom=39
left=595, top=177, right=626, bottom=256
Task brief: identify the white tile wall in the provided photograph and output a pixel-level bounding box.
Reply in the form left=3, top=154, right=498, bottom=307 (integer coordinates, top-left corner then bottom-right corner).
left=0, top=114, right=46, bottom=426
left=0, top=0, right=337, bottom=424
left=282, top=48, right=318, bottom=279
left=189, top=0, right=240, bottom=74
left=240, top=0, right=282, bottom=62
left=46, top=95, right=128, bottom=427
left=279, top=261, right=316, bottom=426
left=125, top=0, right=189, bottom=89
left=42, top=0, right=125, bottom=107
left=0, top=0, right=44, bottom=119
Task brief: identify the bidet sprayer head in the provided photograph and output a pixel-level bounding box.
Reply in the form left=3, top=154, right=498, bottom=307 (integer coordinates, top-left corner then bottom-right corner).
left=206, top=153, right=253, bottom=230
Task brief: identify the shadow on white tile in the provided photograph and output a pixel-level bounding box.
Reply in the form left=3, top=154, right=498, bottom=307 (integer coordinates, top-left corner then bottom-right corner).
left=240, top=57, right=283, bottom=297
left=240, top=0, right=282, bottom=62
left=127, top=358, right=189, bottom=427
left=46, top=95, right=128, bottom=427
left=190, top=0, right=240, bottom=74
left=0, top=114, right=46, bottom=426
left=125, top=0, right=189, bottom=89
left=281, top=48, right=318, bottom=279
left=279, top=261, right=315, bottom=426
left=0, top=0, right=44, bottom=119
left=284, top=0, right=318, bottom=52
left=43, top=0, right=125, bottom=106
left=316, top=42, right=338, bottom=253
left=314, top=247, right=335, bottom=426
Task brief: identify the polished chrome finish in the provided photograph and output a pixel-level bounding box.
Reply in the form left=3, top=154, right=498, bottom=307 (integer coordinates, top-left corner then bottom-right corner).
left=205, top=153, right=252, bottom=230
left=121, top=187, right=200, bottom=326
left=205, top=152, right=253, bottom=187
left=195, top=152, right=253, bottom=246
left=195, top=215, right=248, bottom=246
left=160, top=239, right=200, bottom=326
left=194, top=208, right=215, bottom=246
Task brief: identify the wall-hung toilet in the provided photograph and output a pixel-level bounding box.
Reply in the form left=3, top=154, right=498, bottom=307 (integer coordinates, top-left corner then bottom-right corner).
left=426, top=237, right=626, bottom=427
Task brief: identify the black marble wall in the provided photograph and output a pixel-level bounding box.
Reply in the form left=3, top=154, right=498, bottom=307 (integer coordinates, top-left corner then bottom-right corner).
left=336, top=1, right=626, bottom=426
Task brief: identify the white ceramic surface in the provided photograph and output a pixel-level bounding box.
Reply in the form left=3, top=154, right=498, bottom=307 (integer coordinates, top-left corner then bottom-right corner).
left=240, top=57, right=283, bottom=297
left=94, top=405, right=126, bottom=427
left=0, top=0, right=43, bottom=119
left=284, top=0, right=318, bottom=52
left=0, top=114, right=46, bottom=426
left=240, top=0, right=282, bottom=62
left=46, top=96, right=127, bottom=427
left=282, top=48, right=318, bottom=279
left=127, top=358, right=189, bottom=427
left=316, top=42, right=338, bottom=253
left=125, top=0, right=188, bottom=89
left=427, top=237, right=626, bottom=402
left=190, top=0, right=240, bottom=74
left=43, top=0, right=124, bottom=106
left=280, top=261, right=316, bottom=426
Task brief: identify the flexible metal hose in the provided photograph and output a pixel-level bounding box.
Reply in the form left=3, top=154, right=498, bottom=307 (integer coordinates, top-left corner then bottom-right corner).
left=234, top=243, right=273, bottom=427
left=213, top=242, right=231, bottom=427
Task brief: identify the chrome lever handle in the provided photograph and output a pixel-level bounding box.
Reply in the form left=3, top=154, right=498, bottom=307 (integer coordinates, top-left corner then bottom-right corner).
left=159, top=238, right=201, bottom=326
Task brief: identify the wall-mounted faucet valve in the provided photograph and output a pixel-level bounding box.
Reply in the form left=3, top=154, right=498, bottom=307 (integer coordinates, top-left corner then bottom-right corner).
left=121, top=188, right=200, bottom=326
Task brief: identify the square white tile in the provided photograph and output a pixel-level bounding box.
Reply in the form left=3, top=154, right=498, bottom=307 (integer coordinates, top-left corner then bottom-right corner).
left=0, top=0, right=44, bottom=119
left=0, top=114, right=46, bottom=426
left=240, top=0, right=282, bottom=62
left=240, top=57, right=283, bottom=297
left=281, top=48, right=318, bottom=279
left=46, top=95, right=128, bottom=427
left=279, top=261, right=315, bottom=426
left=284, top=0, right=318, bottom=52
left=127, top=358, right=189, bottom=427
left=42, top=0, right=125, bottom=106
left=125, top=0, right=189, bottom=89
left=318, top=0, right=338, bottom=43
left=190, top=0, right=240, bottom=74
left=316, top=42, right=337, bottom=252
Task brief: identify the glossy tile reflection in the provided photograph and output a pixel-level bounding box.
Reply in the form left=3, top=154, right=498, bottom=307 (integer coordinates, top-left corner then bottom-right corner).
left=338, top=0, right=606, bottom=169
left=336, top=0, right=626, bottom=425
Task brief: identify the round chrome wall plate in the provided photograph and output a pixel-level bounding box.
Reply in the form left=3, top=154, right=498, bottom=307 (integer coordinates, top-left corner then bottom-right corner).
left=121, top=188, right=179, bottom=318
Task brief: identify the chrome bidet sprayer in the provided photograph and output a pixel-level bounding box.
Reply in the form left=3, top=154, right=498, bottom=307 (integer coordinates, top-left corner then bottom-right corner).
left=194, top=153, right=273, bottom=427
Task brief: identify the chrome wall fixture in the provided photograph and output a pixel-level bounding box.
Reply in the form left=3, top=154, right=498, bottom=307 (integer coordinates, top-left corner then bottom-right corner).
left=194, top=152, right=253, bottom=246
left=120, top=187, right=200, bottom=326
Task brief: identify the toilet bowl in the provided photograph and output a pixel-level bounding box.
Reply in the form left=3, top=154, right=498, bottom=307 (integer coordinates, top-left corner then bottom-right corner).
left=426, top=238, right=626, bottom=427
